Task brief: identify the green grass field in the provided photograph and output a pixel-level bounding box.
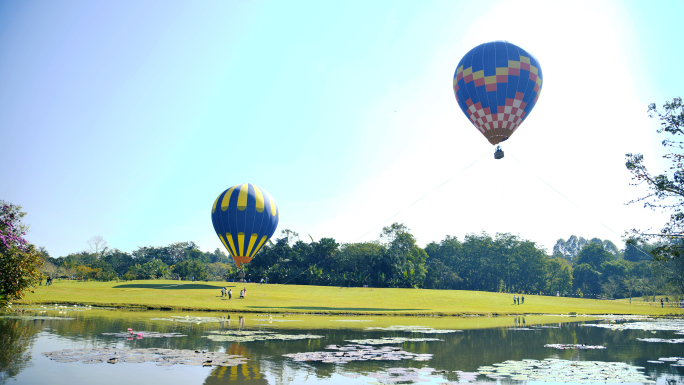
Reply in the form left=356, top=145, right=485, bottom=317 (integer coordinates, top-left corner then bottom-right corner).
left=15, top=279, right=684, bottom=316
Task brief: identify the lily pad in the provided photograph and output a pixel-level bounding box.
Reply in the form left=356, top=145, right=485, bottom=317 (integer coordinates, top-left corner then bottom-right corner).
left=149, top=316, right=227, bottom=324
left=42, top=347, right=249, bottom=367
left=284, top=344, right=433, bottom=364
left=544, top=343, right=606, bottom=350
left=477, top=358, right=652, bottom=383
left=345, top=337, right=442, bottom=345
left=582, top=319, right=684, bottom=334
left=102, top=331, right=187, bottom=338
left=204, top=330, right=323, bottom=343
left=636, top=338, right=684, bottom=343
left=0, top=315, right=75, bottom=320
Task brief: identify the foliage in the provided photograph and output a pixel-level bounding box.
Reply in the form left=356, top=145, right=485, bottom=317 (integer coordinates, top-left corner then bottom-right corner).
left=545, top=257, right=572, bottom=294
left=626, top=97, right=684, bottom=260
left=424, top=232, right=551, bottom=293
left=553, top=236, right=618, bottom=262
left=171, top=260, right=206, bottom=280
left=27, top=222, right=684, bottom=299
left=0, top=318, right=42, bottom=382
left=572, top=263, right=602, bottom=296
left=0, top=202, right=43, bottom=308
left=575, top=243, right=613, bottom=271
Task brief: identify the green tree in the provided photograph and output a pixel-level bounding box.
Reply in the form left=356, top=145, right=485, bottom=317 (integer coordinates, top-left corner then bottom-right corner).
left=206, top=262, right=233, bottom=281
left=424, top=236, right=463, bottom=290
left=334, top=242, right=385, bottom=287
left=626, top=97, right=684, bottom=260
left=102, top=249, right=134, bottom=277
left=575, top=243, right=612, bottom=271
left=379, top=223, right=427, bottom=288
left=0, top=202, right=43, bottom=308
left=624, top=238, right=655, bottom=262
left=142, top=259, right=170, bottom=279
left=545, top=257, right=573, bottom=295
left=573, top=263, right=601, bottom=296
left=172, top=260, right=207, bottom=280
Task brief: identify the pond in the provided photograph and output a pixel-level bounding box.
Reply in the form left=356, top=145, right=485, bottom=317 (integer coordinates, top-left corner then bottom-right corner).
left=1, top=306, right=683, bottom=385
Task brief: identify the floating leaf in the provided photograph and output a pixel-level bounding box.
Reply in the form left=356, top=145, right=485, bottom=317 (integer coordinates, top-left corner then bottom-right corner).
left=0, top=315, right=75, bottom=320
left=204, top=330, right=323, bottom=343
left=102, top=331, right=187, bottom=338
left=544, top=343, right=606, bottom=350
left=637, top=338, right=684, bottom=343
left=582, top=319, right=684, bottom=334
left=345, top=337, right=442, bottom=345
left=149, top=316, right=228, bottom=324
left=42, top=347, right=249, bottom=367
left=284, top=344, right=433, bottom=364
left=477, top=359, right=652, bottom=383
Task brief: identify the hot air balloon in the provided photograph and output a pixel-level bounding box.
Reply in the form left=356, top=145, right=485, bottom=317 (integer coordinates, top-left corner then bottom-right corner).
left=453, top=41, right=543, bottom=159
left=211, top=183, right=279, bottom=269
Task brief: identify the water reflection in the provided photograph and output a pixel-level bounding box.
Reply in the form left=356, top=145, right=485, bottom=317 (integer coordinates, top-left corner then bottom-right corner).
left=205, top=343, right=267, bottom=385
left=2, top=307, right=683, bottom=385
left=0, top=318, right=42, bottom=383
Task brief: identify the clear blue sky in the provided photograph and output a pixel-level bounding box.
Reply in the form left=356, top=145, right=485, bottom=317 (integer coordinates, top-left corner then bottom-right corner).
left=1, top=0, right=682, bottom=257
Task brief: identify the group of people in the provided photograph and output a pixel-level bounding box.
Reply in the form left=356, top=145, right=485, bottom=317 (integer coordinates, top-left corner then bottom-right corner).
left=513, top=295, right=524, bottom=305
left=220, top=287, right=247, bottom=299
left=40, top=277, right=53, bottom=286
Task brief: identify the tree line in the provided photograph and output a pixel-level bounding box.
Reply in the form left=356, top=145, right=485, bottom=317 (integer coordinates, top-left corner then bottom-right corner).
left=38, top=223, right=684, bottom=300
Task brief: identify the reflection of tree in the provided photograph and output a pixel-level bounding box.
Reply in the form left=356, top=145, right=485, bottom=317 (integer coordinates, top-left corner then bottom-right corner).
left=0, top=319, right=42, bottom=384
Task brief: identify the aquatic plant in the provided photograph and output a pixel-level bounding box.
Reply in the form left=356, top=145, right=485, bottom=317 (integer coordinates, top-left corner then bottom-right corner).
left=582, top=319, right=684, bottom=334
left=544, top=344, right=606, bottom=350
left=345, top=337, right=442, bottom=345
left=0, top=315, right=74, bottom=320
left=477, top=358, right=651, bottom=383
left=283, top=344, right=433, bottom=363
left=102, top=331, right=187, bottom=338
left=636, top=338, right=684, bottom=343
left=203, top=330, right=323, bottom=343
left=42, top=347, right=249, bottom=366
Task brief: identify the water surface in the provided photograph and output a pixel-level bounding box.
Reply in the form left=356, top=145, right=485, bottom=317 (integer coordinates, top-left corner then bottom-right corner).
left=2, top=307, right=682, bottom=385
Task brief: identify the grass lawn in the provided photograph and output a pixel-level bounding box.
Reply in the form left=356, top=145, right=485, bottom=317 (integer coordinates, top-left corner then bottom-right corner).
left=15, top=279, right=684, bottom=316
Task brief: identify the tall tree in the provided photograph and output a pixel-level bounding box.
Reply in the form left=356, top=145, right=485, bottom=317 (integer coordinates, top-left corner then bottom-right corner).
left=626, top=97, right=684, bottom=260
left=379, top=223, right=427, bottom=288
left=86, top=235, right=108, bottom=257
left=545, top=257, right=573, bottom=295
left=0, top=202, right=43, bottom=308
left=575, top=243, right=613, bottom=271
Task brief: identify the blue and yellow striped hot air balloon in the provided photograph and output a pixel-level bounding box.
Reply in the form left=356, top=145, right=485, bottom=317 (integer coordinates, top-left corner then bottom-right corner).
left=211, top=183, right=279, bottom=268
left=453, top=41, right=543, bottom=158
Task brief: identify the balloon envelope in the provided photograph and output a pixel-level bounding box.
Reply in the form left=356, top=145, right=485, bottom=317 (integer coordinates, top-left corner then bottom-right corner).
left=453, top=41, right=543, bottom=145
left=211, top=183, right=279, bottom=268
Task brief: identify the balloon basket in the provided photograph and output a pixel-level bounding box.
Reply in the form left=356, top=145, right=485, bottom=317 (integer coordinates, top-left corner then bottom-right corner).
left=494, top=146, right=504, bottom=159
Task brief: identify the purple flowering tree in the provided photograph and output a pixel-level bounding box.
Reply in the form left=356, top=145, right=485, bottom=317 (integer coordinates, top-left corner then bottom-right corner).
left=0, top=201, right=43, bottom=308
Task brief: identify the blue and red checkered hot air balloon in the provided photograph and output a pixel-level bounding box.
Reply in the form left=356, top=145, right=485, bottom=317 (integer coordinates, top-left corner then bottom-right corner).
left=211, top=183, right=279, bottom=269
left=453, top=41, right=542, bottom=159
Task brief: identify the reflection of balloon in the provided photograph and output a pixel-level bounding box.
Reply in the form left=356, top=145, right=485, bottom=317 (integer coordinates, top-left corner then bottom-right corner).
left=453, top=41, right=543, bottom=146
left=211, top=183, right=279, bottom=268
